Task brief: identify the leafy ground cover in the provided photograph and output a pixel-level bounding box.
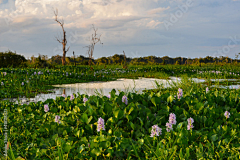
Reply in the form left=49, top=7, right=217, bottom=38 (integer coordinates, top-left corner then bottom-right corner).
left=0, top=64, right=240, bottom=159
left=0, top=64, right=240, bottom=101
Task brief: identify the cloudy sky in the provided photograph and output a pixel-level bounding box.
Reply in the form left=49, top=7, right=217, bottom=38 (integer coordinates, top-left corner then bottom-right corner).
left=0, top=0, right=240, bottom=60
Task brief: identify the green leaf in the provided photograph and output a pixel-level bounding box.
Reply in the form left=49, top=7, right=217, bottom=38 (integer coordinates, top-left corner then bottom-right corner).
left=91, top=148, right=101, bottom=157
left=64, top=142, right=71, bottom=152
left=138, top=139, right=144, bottom=145
left=186, top=147, right=190, bottom=158
left=113, top=110, right=119, bottom=119
left=128, top=106, right=134, bottom=115
left=130, top=122, right=135, bottom=130
left=63, top=130, right=67, bottom=136
left=177, top=122, right=184, bottom=130
left=79, top=144, right=85, bottom=153
left=52, top=134, right=58, bottom=140
left=104, top=103, right=112, bottom=114
left=114, top=109, right=124, bottom=119
left=167, top=95, right=174, bottom=103
left=75, top=130, right=80, bottom=138
left=81, top=113, right=88, bottom=123
left=87, top=116, right=93, bottom=124
left=211, top=134, right=218, bottom=142
left=111, top=89, right=116, bottom=98
left=137, top=117, right=143, bottom=127
left=114, top=131, right=122, bottom=137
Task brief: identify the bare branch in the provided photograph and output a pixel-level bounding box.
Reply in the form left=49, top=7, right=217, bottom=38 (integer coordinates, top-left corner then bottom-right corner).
left=55, top=36, right=62, bottom=43
left=66, top=46, right=70, bottom=52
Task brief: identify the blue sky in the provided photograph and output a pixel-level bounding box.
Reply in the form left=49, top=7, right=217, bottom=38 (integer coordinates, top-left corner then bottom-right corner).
left=0, top=0, right=240, bottom=60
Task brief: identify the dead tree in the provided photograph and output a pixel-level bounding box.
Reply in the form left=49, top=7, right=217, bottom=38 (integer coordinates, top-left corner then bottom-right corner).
left=54, top=9, right=70, bottom=66
left=123, top=51, right=128, bottom=69
left=73, top=51, right=76, bottom=66
left=85, top=24, right=103, bottom=66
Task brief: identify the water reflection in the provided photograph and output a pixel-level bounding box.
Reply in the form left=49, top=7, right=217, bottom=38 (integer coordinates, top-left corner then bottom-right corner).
left=1, top=77, right=240, bottom=105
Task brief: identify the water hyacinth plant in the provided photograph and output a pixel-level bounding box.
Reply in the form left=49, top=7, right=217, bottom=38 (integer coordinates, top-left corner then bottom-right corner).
left=70, top=94, right=74, bottom=100
left=166, top=122, right=173, bottom=132
left=44, top=104, right=49, bottom=112
left=0, top=65, right=240, bottom=159
left=55, top=115, right=61, bottom=124
left=166, top=113, right=177, bottom=132
left=97, top=117, right=105, bottom=132
left=224, top=111, right=230, bottom=119
left=83, top=97, right=88, bottom=103
left=177, top=88, right=183, bottom=99
left=150, top=125, right=162, bottom=137
left=122, top=95, right=128, bottom=105
left=169, top=113, right=177, bottom=125
left=187, top=117, right=194, bottom=130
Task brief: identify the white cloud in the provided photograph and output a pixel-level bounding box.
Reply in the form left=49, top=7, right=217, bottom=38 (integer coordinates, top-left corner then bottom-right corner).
left=0, top=0, right=239, bottom=59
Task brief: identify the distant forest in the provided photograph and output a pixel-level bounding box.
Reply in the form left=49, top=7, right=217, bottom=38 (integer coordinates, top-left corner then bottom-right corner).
left=1, top=50, right=240, bottom=68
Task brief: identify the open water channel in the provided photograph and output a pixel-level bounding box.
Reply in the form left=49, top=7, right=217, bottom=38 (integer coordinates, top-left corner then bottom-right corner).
left=2, top=77, right=240, bottom=105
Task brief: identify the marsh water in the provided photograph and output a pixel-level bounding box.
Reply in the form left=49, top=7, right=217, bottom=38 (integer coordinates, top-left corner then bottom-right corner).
left=2, top=77, right=240, bottom=105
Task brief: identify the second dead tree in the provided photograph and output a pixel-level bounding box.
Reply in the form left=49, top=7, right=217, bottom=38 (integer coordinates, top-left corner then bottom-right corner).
left=85, top=24, right=103, bottom=67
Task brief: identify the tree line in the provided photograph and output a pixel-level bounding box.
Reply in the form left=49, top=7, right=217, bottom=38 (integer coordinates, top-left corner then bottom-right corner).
left=1, top=50, right=240, bottom=68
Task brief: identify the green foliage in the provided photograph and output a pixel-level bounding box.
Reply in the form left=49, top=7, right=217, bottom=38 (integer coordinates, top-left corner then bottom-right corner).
left=0, top=64, right=240, bottom=159
left=0, top=50, right=27, bottom=68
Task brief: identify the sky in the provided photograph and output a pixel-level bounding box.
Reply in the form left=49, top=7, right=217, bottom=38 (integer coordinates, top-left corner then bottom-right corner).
left=0, top=0, right=240, bottom=60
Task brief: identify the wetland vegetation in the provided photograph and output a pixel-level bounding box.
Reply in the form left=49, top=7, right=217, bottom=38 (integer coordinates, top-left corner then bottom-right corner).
left=0, top=51, right=240, bottom=159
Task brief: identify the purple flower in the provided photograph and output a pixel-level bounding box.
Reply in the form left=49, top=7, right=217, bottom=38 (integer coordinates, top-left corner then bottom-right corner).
left=34, top=72, right=36, bottom=75
left=166, top=122, right=173, bottom=132
left=150, top=125, right=162, bottom=137
left=44, top=104, right=49, bottom=112
left=97, top=117, right=105, bottom=132
left=22, top=82, right=24, bottom=86
left=62, top=94, right=66, bottom=98
left=122, top=95, right=128, bottom=105
left=224, top=111, right=230, bottom=119
left=206, top=87, right=209, bottom=93
left=2, top=72, right=7, bottom=76
left=169, top=113, right=177, bottom=125
left=1, top=82, right=4, bottom=86
left=187, top=117, right=194, bottom=130
left=83, top=97, right=88, bottom=103
left=70, top=94, right=74, bottom=100
left=177, top=88, right=183, bottom=99
left=55, top=115, right=61, bottom=124
left=107, top=94, right=111, bottom=99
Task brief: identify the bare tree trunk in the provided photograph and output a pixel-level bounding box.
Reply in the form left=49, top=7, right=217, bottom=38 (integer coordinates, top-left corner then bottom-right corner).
left=73, top=51, right=76, bottom=66
left=123, top=50, right=128, bottom=69
left=54, top=9, right=70, bottom=66
left=85, top=24, right=103, bottom=67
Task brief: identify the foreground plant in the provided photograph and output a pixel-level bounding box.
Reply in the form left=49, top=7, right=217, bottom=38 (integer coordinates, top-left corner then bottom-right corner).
left=97, top=117, right=105, bottom=132
left=224, top=111, right=230, bottom=119
left=187, top=117, right=194, bottom=130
